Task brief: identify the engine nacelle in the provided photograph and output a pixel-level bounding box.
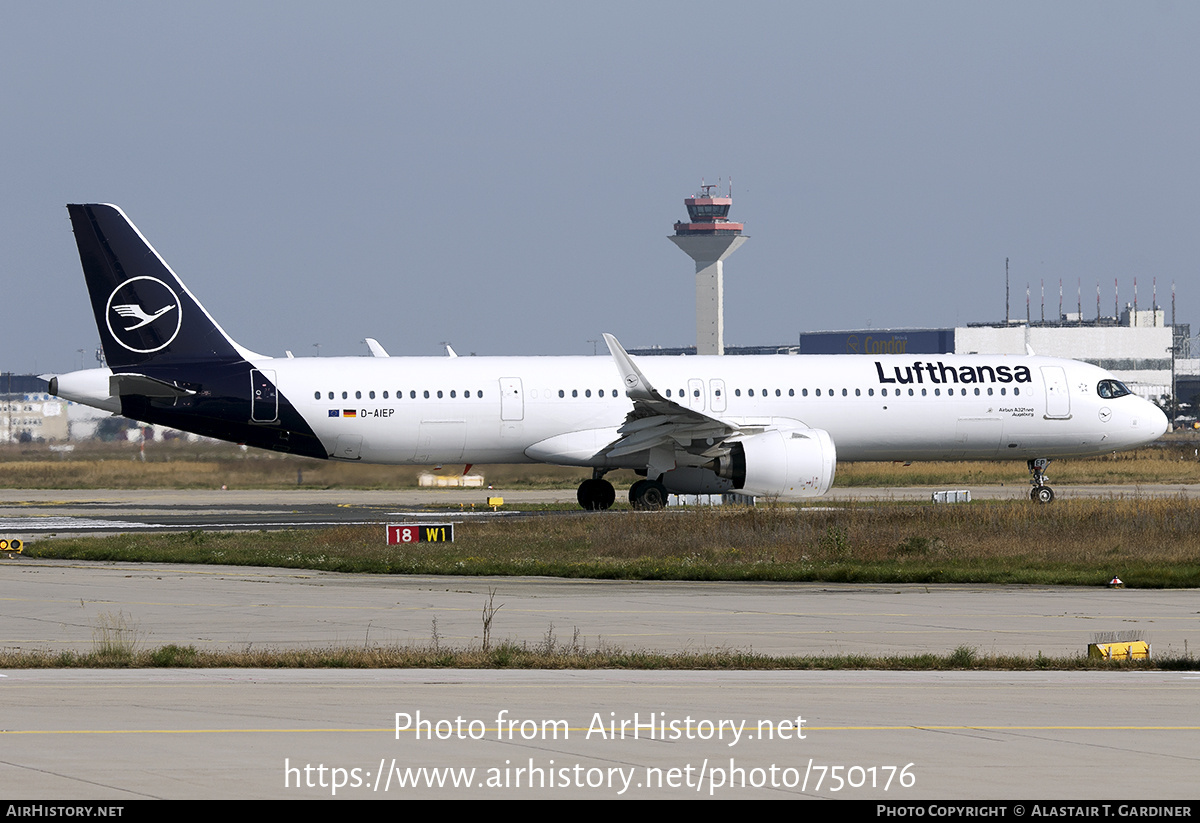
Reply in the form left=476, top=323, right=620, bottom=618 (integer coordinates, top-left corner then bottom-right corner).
left=715, top=428, right=837, bottom=498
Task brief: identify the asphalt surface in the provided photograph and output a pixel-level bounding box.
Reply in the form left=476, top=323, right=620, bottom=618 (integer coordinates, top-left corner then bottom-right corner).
left=1, top=486, right=1198, bottom=799
left=3, top=668, right=1197, bottom=799
left=2, top=484, right=1200, bottom=537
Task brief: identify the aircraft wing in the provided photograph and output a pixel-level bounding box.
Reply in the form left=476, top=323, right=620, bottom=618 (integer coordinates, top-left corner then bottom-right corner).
left=601, top=333, right=751, bottom=464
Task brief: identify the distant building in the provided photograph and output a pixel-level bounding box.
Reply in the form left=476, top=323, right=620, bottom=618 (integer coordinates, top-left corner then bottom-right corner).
left=630, top=313, right=1189, bottom=403
left=0, top=374, right=67, bottom=443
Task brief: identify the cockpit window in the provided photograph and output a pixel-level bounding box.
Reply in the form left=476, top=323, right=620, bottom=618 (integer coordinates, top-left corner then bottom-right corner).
left=1097, top=379, right=1132, bottom=399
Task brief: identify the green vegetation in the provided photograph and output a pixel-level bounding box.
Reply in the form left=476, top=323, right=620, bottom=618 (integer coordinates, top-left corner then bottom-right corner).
left=26, top=497, right=1200, bottom=587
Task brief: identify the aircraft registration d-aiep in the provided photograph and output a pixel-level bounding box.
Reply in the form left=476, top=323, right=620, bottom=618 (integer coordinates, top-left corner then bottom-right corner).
left=50, top=204, right=1169, bottom=508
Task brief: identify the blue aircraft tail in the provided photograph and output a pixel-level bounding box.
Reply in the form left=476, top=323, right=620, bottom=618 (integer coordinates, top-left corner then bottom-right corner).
left=68, top=203, right=248, bottom=370
left=64, top=204, right=326, bottom=459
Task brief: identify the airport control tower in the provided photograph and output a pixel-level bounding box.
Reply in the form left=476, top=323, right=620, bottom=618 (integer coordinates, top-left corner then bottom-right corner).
left=670, top=182, right=747, bottom=355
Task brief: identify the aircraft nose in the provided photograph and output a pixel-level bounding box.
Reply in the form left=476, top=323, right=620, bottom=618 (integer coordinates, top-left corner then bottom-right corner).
left=1149, top=401, right=1169, bottom=438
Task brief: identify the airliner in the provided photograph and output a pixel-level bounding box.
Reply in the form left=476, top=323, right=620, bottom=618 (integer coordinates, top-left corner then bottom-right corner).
left=50, top=204, right=1169, bottom=508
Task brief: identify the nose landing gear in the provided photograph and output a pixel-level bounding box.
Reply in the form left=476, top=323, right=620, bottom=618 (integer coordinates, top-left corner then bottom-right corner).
left=1028, top=458, right=1055, bottom=503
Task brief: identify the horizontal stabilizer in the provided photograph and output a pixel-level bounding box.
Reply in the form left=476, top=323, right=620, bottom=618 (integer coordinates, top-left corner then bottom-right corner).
left=109, top=373, right=197, bottom=398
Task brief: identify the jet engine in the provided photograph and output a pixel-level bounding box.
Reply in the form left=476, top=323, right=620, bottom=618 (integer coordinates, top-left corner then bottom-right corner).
left=714, top=427, right=837, bottom=498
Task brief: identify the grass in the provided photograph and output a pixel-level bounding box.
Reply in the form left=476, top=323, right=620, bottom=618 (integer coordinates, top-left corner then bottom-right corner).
left=835, top=442, right=1200, bottom=487
left=0, top=439, right=614, bottom=490
left=25, top=496, right=1200, bottom=586
left=0, top=642, right=1194, bottom=671
left=4, top=436, right=1200, bottom=490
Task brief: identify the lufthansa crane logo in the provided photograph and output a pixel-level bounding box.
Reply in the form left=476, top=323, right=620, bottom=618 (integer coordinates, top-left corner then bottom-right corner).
left=105, top=276, right=182, bottom=353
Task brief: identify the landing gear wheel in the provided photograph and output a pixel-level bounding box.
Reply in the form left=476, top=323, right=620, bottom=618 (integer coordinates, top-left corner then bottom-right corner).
left=631, top=479, right=668, bottom=509
left=1032, top=486, right=1055, bottom=504
left=1027, top=458, right=1054, bottom=504
left=628, top=479, right=647, bottom=505
left=577, top=478, right=615, bottom=511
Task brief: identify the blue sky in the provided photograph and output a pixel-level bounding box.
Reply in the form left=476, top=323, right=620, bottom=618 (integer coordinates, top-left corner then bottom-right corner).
left=4, top=1, right=1198, bottom=372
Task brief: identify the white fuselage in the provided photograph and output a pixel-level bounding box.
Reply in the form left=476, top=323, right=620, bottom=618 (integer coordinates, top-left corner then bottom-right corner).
left=241, top=351, right=1165, bottom=466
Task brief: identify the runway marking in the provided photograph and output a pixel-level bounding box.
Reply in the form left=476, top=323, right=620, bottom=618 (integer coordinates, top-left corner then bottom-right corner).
left=386, top=511, right=520, bottom=517
left=0, top=518, right=381, bottom=531
left=0, top=517, right=157, bottom=529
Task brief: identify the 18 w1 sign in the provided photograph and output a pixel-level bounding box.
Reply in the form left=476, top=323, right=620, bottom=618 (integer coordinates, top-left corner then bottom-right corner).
left=386, top=523, right=454, bottom=544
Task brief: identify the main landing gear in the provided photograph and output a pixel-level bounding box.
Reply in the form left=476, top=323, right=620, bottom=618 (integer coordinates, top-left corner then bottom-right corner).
left=577, top=470, right=616, bottom=511
left=1028, top=458, right=1055, bottom=504
left=628, top=478, right=668, bottom=509
left=576, top=471, right=670, bottom=510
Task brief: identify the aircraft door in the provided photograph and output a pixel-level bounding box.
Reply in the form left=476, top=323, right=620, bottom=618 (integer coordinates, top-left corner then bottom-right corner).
left=1041, top=366, right=1071, bottom=419
left=500, top=377, right=524, bottom=421
left=710, top=378, right=727, bottom=413
left=688, top=378, right=705, bottom=411
left=250, top=369, right=278, bottom=423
